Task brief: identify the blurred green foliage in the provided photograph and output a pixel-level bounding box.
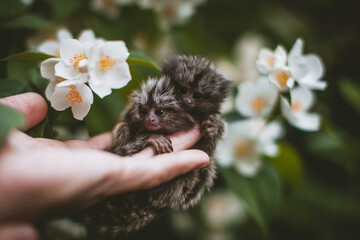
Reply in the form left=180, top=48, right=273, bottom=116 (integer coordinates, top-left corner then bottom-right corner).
left=0, top=0, right=359, bottom=239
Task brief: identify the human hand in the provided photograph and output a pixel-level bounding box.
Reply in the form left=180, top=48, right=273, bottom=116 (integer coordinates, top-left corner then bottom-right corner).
left=0, top=92, right=209, bottom=224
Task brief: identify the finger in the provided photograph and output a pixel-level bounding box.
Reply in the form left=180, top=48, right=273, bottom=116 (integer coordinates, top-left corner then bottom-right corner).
left=64, top=132, right=112, bottom=150
left=112, top=149, right=209, bottom=193
left=0, top=223, right=38, bottom=240
left=135, top=124, right=202, bottom=158
left=0, top=93, right=47, bottom=131
left=148, top=150, right=209, bottom=188
left=170, top=124, right=202, bottom=152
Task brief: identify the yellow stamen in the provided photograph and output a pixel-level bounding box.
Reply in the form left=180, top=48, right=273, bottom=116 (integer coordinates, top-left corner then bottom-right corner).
left=234, top=140, right=252, bottom=158
left=291, top=100, right=302, bottom=113
left=163, top=4, right=177, bottom=19
left=267, top=56, right=274, bottom=66
left=55, top=77, right=65, bottom=83
left=65, top=86, right=83, bottom=105
left=54, top=50, right=60, bottom=58
left=103, top=0, right=116, bottom=7
left=99, top=56, right=116, bottom=72
left=276, top=71, right=290, bottom=86
left=251, top=97, right=266, bottom=112
left=70, top=53, right=87, bottom=70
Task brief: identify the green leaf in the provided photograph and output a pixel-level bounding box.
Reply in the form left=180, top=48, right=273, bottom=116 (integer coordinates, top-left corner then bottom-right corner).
left=306, top=129, right=359, bottom=174
left=26, top=116, right=48, bottom=138
left=268, top=142, right=303, bottom=188
left=0, top=79, right=27, bottom=98
left=0, top=0, right=26, bottom=19
left=6, top=60, right=40, bottom=83
left=85, top=93, right=127, bottom=136
left=220, top=164, right=281, bottom=234
left=0, top=105, right=25, bottom=144
left=4, top=14, right=55, bottom=29
left=47, top=0, right=82, bottom=19
left=128, top=52, right=160, bottom=71
left=2, top=51, right=55, bottom=62
left=338, top=79, right=360, bottom=113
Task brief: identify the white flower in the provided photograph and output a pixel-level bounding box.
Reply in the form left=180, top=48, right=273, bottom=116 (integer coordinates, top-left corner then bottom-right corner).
left=20, top=0, right=33, bottom=6
left=50, top=83, right=94, bottom=120
left=233, top=34, right=264, bottom=83
left=217, top=119, right=283, bottom=176
left=216, top=59, right=243, bottom=85
left=40, top=58, right=63, bottom=100
left=55, top=39, right=93, bottom=83
left=281, top=87, right=321, bottom=131
left=91, top=0, right=120, bottom=19
left=202, top=190, right=247, bottom=228
left=268, top=66, right=295, bottom=92
left=78, top=29, right=98, bottom=44
left=38, top=29, right=72, bottom=57
left=91, top=0, right=134, bottom=19
left=151, top=0, right=205, bottom=29
left=88, top=40, right=131, bottom=98
left=256, top=45, right=287, bottom=75
left=235, top=76, right=279, bottom=117
left=37, top=29, right=98, bottom=57
left=288, top=38, right=326, bottom=90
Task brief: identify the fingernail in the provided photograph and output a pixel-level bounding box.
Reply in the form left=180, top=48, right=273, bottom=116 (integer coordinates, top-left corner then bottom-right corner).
left=196, top=162, right=209, bottom=169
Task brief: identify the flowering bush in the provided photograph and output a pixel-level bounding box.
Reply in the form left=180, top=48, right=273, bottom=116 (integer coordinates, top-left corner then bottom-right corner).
left=0, top=0, right=359, bottom=239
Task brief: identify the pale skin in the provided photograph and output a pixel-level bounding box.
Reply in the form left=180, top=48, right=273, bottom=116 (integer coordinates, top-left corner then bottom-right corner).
left=0, top=92, right=209, bottom=239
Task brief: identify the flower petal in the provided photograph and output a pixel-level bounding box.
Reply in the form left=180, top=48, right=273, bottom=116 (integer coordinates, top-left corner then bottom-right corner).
left=45, top=82, right=57, bottom=100
left=77, top=83, right=94, bottom=104
left=289, top=112, right=321, bottom=132
left=90, top=61, right=132, bottom=89
left=256, top=48, right=274, bottom=74
left=71, top=101, right=91, bottom=120
left=234, top=156, right=262, bottom=177
left=78, top=29, right=96, bottom=43
left=259, top=121, right=284, bottom=143
left=288, top=38, right=303, bottom=63
left=38, top=41, right=60, bottom=56
left=55, top=61, right=80, bottom=80
left=262, top=143, right=279, bottom=157
left=50, top=86, right=71, bottom=111
left=70, top=84, right=93, bottom=120
left=281, top=96, right=320, bottom=131
left=273, top=45, right=287, bottom=68
left=57, top=78, right=87, bottom=87
left=102, top=41, right=130, bottom=61
left=57, top=28, right=73, bottom=41
left=298, top=80, right=327, bottom=90
left=60, top=39, right=86, bottom=64
left=40, top=58, right=61, bottom=81
left=88, top=79, right=112, bottom=98
left=290, top=87, right=315, bottom=111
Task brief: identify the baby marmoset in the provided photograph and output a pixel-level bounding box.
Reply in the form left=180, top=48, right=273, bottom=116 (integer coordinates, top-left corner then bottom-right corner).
left=79, top=76, right=196, bottom=238
left=79, top=56, right=230, bottom=238
left=157, top=55, right=231, bottom=209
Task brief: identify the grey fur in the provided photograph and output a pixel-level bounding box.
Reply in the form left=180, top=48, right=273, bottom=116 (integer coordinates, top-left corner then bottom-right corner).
left=75, top=56, right=231, bottom=239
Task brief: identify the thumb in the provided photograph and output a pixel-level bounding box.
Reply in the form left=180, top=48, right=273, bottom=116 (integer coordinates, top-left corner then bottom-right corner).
left=0, top=223, right=38, bottom=240
left=0, top=93, right=48, bottom=131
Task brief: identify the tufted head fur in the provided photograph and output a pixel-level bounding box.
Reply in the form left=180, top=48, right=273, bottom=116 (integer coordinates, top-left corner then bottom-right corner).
left=161, top=55, right=232, bottom=117
left=124, top=76, right=195, bottom=134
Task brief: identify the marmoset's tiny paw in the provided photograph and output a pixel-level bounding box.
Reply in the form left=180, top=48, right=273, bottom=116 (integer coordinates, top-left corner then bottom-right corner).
left=202, top=115, right=223, bottom=140
left=147, top=135, right=173, bottom=154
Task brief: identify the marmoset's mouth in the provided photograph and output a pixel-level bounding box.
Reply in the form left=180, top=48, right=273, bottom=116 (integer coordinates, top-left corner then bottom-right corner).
left=146, top=124, right=162, bottom=131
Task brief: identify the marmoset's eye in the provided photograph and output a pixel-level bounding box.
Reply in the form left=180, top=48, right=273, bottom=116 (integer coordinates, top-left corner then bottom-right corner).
left=193, top=92, right=202, bottom=99
left=140, top=109, right=148, bottom=116
left=179, top=87, right=187, bottom=94
left=155, top=109, right=165, bottom=116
